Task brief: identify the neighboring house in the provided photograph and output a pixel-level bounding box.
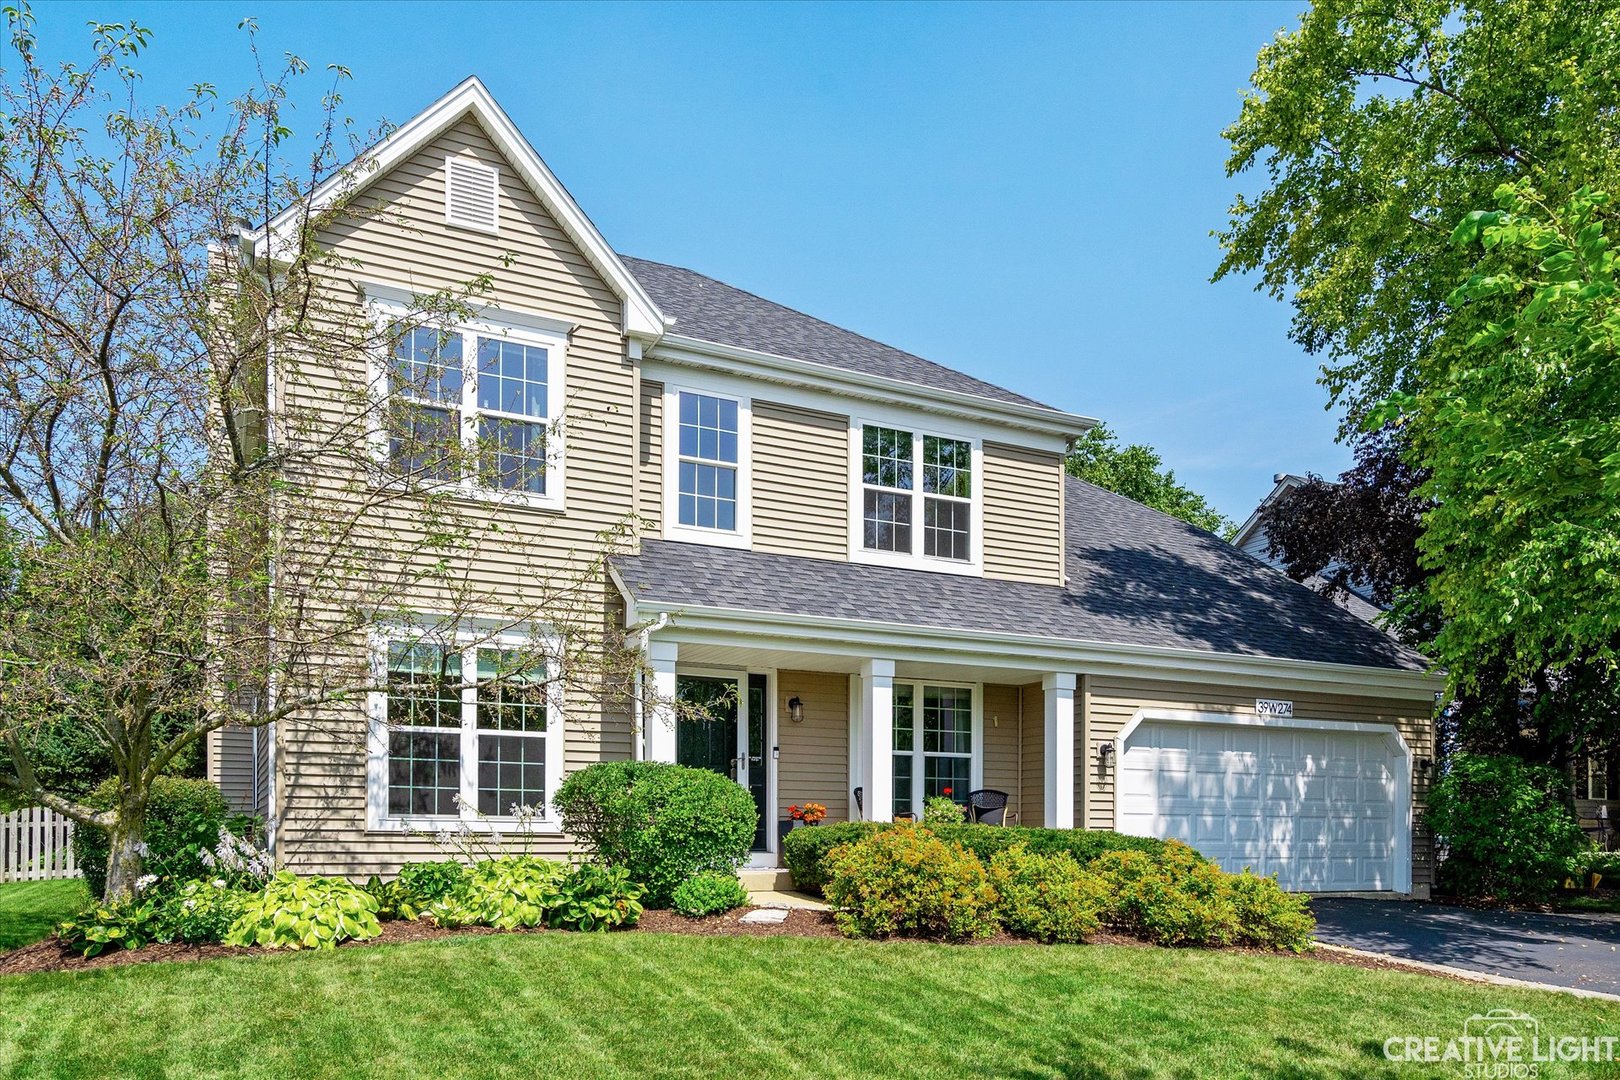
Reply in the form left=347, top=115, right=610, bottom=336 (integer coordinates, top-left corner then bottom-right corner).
left=209, top=77, right=1443, bottom=897
left=1231, top=473, right=1385, bottom=625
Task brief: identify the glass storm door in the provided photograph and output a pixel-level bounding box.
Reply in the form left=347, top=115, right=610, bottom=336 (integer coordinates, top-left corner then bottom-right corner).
left=676, top=673, right=768, bottom=853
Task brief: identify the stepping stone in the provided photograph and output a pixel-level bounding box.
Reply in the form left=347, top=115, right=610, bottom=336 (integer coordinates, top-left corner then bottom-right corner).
left=740, top=908, right=789, bottom=924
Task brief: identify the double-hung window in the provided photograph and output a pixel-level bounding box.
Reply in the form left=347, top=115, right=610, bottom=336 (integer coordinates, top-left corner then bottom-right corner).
left=857, top=423, right=977, bottom=568
left=892, top=682, right=978, bottom=818
left=663, top=386, right=750, bottom=546
left=371, top=633, right=563, bottom=828
left=379, top=307, right=566, bottom=509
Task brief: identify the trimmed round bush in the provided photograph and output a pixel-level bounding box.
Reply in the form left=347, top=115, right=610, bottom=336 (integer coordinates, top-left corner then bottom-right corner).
left=554, top=761, right=756, bottom=907
left=1224, top=871, right=1315, bottom=952
left=823, top=823, right=999, bottom=941
left=987, top=844, right=1106, bottom=943
left=1427, top=753, right=1588, bottom=901
left=73, top=776, right=231, bottom=898
left=1089, top=841, right=1238, bottom=947
left=672, top=870, right=749, bottom=917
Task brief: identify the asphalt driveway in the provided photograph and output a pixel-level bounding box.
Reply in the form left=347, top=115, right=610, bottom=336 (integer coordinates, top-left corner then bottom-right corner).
left=1310, top=897, right=1620, bottom=995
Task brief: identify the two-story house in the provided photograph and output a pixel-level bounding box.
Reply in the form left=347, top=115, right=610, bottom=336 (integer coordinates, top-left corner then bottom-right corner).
left=210, top=78, right=1443, bottom=896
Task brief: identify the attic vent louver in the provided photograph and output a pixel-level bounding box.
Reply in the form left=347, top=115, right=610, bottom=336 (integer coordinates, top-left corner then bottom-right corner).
left=445, top=155, right=499, bottom=233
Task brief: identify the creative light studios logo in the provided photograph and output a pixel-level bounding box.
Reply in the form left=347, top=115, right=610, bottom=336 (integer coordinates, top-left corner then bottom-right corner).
left=1385, top=1010, right=1620, bottom=1076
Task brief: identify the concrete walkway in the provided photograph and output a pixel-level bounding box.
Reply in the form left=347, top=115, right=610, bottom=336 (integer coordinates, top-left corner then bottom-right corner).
left=1311, top=897, right=1620, bottom=995
left=746, top=889, right=829, bottom=911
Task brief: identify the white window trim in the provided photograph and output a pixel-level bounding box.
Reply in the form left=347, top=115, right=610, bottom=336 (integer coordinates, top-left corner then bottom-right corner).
left=848, top=416, right=984, bottom=575
left=444, top=155, right=501, bottom=235
left=890, top=680, right=984, bottom=817
left=365, top=295, right=569, bottom=512
left=366, top=626, right=566, bottom=834
left=661, top=382, right=752, bottom=549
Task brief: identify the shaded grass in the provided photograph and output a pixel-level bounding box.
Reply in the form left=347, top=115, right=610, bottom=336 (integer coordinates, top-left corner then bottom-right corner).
left=0, top=879, right=87, bottom=951
left=4, top=931, right=1620, bottom=1078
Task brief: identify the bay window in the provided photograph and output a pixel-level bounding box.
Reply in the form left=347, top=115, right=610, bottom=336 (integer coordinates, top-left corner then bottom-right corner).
left=856, top=422, right=978, bottom=568
left=370, top=632, right=563, bottom=828
left=892, top=682, right=976, bottom=818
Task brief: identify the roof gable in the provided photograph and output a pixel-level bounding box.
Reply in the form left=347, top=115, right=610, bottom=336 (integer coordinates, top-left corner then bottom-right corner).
left=256, top=77, right=667, bottom=340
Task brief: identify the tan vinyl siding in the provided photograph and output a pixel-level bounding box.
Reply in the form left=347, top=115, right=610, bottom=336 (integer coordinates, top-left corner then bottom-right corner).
left=1080, top=676, right=1436, bottom=887
left=639, top=379, right=662, bottom=529
left=776, top=671, right=849, bottom=824
left=983, top=441, right=1064, bottom=585
left=982, top=684, right=1023, bottom=813
left=753, top=401, right=848, bottom=560
left=207, top=727, right=258, bottom=815
left=274, top=113, right=637, bottom=878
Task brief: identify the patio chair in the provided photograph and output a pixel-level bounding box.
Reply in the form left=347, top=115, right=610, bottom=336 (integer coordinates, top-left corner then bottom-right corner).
left=964, top=788, right=1009, bottom=825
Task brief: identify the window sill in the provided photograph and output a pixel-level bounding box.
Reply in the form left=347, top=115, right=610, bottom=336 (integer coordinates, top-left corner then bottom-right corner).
left=849, top=547, right=982, bottom=577
left=368, top=815, right=566, bottom=836
left=367, top=472, right=566, bottom=514
left=663, top=524, right=751, bottom=550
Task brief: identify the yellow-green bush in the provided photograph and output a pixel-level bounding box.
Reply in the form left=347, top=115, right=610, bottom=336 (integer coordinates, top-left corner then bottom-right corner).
left=823, top=823, right=999, bottom=941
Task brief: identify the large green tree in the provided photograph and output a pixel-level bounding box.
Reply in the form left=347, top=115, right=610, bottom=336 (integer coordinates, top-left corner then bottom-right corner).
left=1216, top=0, right=1620, bottom=429
left=1219, top=1, right=1620, bottom=767
left=1063, top=423, right=1232, bottom=535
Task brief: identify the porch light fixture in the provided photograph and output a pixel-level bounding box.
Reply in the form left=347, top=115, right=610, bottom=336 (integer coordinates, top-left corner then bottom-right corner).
left=787, top=696, right=805, bottom=724
left=1097, top=742, right=1115, bottom=765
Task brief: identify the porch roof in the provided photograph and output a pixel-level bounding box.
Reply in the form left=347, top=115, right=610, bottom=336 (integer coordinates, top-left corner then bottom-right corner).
left=611, top=478, right=1429, bottom=674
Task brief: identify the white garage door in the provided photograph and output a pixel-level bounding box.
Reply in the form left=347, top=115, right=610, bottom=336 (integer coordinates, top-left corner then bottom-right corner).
left=1116, top=718, right=1408, bottom=892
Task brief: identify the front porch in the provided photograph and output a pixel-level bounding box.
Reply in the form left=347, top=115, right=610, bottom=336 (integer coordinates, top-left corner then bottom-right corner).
left=639, top=634, right=1079, bottom=869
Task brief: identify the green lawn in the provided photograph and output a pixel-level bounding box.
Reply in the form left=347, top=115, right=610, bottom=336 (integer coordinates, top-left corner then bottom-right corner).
left=0, top=879, right=88, bottom=951
left=3, top=932, right=1619, bottom=1079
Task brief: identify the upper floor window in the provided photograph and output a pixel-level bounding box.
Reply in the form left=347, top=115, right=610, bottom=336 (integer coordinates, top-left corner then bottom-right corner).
left=380, top=313, right=566, bottom=510
left=663, top=385, right=750, bottom=548
left=855, top=422, right=978, bottom=570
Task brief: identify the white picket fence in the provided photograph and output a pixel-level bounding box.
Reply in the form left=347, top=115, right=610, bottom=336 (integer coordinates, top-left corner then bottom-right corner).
left=1, top=807, right=78, bottom=882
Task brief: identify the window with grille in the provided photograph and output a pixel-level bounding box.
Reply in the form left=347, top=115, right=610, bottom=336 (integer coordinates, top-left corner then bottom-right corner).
left=859, top=424, right=975, bottom=566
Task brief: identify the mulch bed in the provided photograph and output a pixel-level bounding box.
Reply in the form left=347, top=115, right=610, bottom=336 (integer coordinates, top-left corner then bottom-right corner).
left=0, top=905, right=1462, bottom=981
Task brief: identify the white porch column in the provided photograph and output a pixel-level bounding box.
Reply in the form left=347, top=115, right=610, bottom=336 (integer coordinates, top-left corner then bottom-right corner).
left=645, top=639, right=679, bottom=764
left=860, top=659, right=895, bottom=822
left=1043, top=672, right=1077, bottom=829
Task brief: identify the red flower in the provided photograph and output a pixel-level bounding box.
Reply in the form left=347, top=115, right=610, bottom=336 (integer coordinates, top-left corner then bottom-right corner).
left=942, top=787, right=954, bottom=797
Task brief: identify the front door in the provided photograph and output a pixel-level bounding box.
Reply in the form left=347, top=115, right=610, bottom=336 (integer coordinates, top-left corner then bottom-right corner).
left=676, top=673, right=769, bottom=853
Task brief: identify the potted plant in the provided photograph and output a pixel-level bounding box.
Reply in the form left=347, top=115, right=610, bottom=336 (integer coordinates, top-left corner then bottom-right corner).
left=787, top=803, right=827, bottom=828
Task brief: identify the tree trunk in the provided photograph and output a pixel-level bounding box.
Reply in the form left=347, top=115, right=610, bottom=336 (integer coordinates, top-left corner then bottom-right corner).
left=103, top=796, right=149, bottom=903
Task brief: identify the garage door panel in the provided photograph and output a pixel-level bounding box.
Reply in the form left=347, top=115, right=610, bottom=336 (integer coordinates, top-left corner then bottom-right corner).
left=1118, top=719, right=1405, bottom=892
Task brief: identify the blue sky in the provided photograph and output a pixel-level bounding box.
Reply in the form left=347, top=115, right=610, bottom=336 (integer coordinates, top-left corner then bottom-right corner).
left=26, top=0, right=1334, bottom=523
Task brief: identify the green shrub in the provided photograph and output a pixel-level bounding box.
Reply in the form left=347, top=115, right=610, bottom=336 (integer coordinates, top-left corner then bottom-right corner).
left=823, top=823, right=1000, bottom=941
left=554, top=761, right=756, bottom=906
left=987, top=844, right=1106, bottom=944
left=1427, top=754, right=1587, bottom=901
left=922, top=796, right=965, bottom=825
left=73, top=777, right=232, bottom=897
left=56, top=897, right=165, bottom=957
left=671, top=870, right=749, bottom=917
left=549, top=862, right=644, bottom=931
left=225, top=872, right=382, bottom=949
left=1225, top=872, right=1315, bottom=952
left=1090, top=841, right=1237, bottom=947
left=783, top=821, right=1177, bottom=896
left=782, top=821, right=889, bottom=894
left=1566, top=848, right=1620, bottom=884
left=159, top=878, right=251, bottom=944
left=430, top=856, right=567, bottom=930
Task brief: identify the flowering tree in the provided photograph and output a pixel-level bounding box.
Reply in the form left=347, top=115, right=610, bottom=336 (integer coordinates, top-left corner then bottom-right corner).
left=0, top=12, right=648, bottom=899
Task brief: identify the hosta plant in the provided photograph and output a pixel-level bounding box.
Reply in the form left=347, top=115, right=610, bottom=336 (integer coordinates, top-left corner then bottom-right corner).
left=224, top=872, right=382, bottom=949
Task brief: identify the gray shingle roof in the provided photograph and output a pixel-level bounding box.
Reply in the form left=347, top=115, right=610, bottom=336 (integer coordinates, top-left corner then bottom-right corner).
left=621, top=256, right=1056, bottom=411
left=612, top=477, right=1429, bottom=672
